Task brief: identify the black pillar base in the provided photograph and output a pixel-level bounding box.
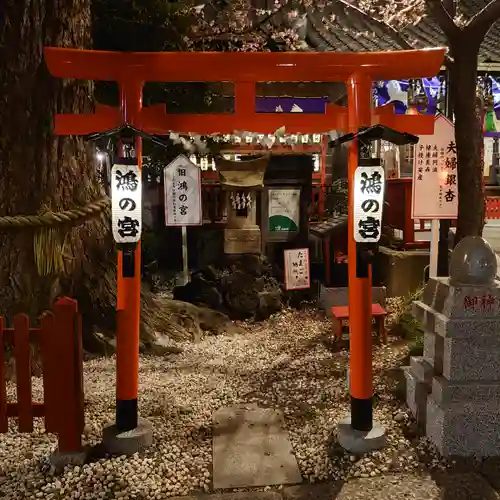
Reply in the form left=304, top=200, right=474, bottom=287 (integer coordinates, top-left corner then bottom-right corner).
left=116, top=399, right=138, bottom=432
left=350, top=396, right=373, bottom=432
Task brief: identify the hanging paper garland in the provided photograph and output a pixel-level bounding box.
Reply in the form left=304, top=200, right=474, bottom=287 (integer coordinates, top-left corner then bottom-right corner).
left=229, top=191, right=253, bottom=210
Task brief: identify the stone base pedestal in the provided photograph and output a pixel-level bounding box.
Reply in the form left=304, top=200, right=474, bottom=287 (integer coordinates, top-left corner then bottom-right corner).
left=407, top=276, right=500, bottom=458
left=404, top=356, right=433, bottom=427
left=427, top=391, right=500, bottom=458
left=224, top=227, right=261, bottom=255
left=102, top=418, right=153, bottom=456
left=337, top=417, right=387, bottom=453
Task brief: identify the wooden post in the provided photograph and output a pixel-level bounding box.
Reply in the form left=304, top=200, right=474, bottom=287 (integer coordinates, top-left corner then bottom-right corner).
left=115, top=81, right=143, bottom=432
left=347, top=73, right=374, bottom=432
left=319, top=135, right=328, bottom=218
left=323, top=239, right=331, bottom=287
left=181, top=226, right=189, bottom=285
left=51, top=298, right=83, bottom=453
left=430, top=219, right=440, bottom=278
left=39, top=311, right=59, bottom=434
left=404, top=181, right=415, bottom=247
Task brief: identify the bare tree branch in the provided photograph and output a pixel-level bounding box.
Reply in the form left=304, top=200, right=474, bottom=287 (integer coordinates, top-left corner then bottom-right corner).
left=386, top=1, right=423, bottom=26
left=466, top=0, right=500, bottom=39
left=336, top=0, right=415, bottom=50
left=189, top=0, right=296, bottom=41
left=425, top=0, right=460, bottom=39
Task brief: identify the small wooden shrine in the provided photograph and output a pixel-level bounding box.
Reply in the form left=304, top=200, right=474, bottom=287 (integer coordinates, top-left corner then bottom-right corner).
left=215, top=154, right=270, bottom=254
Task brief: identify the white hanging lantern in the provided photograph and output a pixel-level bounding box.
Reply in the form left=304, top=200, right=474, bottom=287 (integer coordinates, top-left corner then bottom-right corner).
left=111, top=162, right=142, bottom=244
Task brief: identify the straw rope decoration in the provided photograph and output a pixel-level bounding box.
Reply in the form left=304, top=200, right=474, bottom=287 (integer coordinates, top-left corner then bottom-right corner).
left=0, top=198, right=111, bottom=276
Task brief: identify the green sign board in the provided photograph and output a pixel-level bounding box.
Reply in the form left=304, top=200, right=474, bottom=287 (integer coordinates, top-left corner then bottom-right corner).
left=268, top=188, right=300, bottom=233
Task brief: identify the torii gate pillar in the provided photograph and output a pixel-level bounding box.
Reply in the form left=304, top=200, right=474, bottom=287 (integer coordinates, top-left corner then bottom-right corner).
left=115, top=82, right=143, bottom=432
left=346, top=73, right=374, bottom=432
left=44, top=46, right=445, bottom=451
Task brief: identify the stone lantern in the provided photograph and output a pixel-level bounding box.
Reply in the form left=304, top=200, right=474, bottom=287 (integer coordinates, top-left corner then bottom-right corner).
left=215, top=154, right=270, bottom=255
left=405, top=236, right=500, bottom=458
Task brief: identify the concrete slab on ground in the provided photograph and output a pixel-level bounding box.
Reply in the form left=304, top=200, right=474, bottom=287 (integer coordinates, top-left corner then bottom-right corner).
left=212, top=405, right=302, bottom=489
left=282, top=472, right=499, bottom=500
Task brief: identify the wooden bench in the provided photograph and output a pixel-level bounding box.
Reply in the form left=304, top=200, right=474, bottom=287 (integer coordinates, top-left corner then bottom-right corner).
left=330, top=303, right=388, bottom=343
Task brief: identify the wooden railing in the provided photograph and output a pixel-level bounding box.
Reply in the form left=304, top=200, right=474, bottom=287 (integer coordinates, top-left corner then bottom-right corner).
left=0, top=298, right=84, bottom=454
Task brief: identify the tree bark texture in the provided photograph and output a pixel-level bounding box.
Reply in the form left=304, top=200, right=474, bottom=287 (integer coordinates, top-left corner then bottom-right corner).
left=0, top=0, right=117, bottom=339
left=449, top=38, right=486, bottom=243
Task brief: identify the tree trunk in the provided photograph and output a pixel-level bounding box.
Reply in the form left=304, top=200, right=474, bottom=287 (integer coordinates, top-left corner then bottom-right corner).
left=449, top=39, right=485, bottom=244
left=0, top=0, right=119, bottom=348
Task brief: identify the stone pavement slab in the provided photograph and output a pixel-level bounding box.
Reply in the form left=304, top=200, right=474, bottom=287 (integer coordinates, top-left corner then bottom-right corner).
left=212, top=405, right=302, bottom=489
left=171, top=472, right=499, bottom=500
left=283, top=472, right=499, bottom=500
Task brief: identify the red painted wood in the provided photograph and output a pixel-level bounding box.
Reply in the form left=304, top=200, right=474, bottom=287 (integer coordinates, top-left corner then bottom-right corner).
left=0, top=300, right=85, bottom=455
left=39, top=312, right=59, bottom=433
left=44, top=48, right=445, bottom=83
left=6, top=402, right=45, bottom=418
left=51, top=298, right=83, bottom=453
left=331, top=303, right=387, bottom=320
left=403, top=180, right=415, bottom=246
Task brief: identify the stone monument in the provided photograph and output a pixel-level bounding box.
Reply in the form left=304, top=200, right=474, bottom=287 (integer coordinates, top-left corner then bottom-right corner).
left=215, top=154, right=270, bottom=255
left=405, top=236, right=500, bottom=457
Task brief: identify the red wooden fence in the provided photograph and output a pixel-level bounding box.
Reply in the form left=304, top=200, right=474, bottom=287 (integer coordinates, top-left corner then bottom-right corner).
left=0, top=297, right=84, bottom=454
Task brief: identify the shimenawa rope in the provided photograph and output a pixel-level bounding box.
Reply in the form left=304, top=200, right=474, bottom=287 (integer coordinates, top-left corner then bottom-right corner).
left=0, top=198, right=110, bottom=229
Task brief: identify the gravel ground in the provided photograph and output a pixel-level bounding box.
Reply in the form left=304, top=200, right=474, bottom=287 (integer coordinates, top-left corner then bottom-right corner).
left=0, top=307, right=450, bottom=500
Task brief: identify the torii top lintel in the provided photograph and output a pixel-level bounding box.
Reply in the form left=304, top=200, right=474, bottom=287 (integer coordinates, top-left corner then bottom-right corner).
left=43, top=47, right=446, bottom=137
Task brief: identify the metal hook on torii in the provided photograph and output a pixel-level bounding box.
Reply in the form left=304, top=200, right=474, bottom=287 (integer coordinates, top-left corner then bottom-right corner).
left=44, top=47, right=445, bottom=453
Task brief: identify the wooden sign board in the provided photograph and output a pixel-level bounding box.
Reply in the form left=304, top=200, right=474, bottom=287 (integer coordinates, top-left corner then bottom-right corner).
left=284, top=248, right=311, bottom=291
left=164, top=155, right=202, bottom=226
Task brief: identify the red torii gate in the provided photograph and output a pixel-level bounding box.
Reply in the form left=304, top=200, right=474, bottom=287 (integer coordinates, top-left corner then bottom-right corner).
left=44, top=47, right=445, bottom=441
